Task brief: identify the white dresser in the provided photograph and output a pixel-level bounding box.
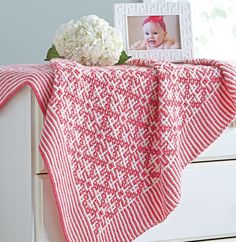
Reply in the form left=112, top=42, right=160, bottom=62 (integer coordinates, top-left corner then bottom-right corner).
left=1, top=88, right=236, bottom=242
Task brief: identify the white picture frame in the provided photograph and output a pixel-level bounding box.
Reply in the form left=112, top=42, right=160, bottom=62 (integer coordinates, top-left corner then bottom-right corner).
left=114, top=1, right=193, bottom=62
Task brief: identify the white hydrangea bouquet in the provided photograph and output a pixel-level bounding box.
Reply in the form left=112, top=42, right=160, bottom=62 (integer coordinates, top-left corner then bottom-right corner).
left=45, top=15, right=131, bottom=66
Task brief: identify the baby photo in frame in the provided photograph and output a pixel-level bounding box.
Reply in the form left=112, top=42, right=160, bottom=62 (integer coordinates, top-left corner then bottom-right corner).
left=128, top=15, right=181, bottom=50
left=114, top=2, right=193, bottom=61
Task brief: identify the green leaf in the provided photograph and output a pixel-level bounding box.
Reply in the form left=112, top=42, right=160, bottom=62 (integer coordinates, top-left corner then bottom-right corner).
left=116, top=50, right=132, bottom=65
left=211, top=8, right=227, bottom=19
left=44, top=44, right=61, bottom=61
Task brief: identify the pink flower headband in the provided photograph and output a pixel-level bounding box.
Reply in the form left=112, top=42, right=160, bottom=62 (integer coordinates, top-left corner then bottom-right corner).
left=142, top=16, right=166, bottom=32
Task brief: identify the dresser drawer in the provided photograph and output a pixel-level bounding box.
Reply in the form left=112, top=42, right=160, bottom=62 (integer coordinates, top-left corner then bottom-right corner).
left=35, top=174, right=65, bottom=242
left=35, top=160, right=236, bottom=242
left=135, top=160, right=236, bottom=242
left=0, top=87, right=34, bottom=242
left=196, top=125, right=236, bottom=161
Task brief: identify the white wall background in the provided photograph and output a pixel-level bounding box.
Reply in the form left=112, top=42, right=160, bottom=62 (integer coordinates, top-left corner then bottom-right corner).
left=0, top=0, right=140, bottom=65
left=1, top=0, right=235, bottom=64
left=190, top=0, right=236, bottom=60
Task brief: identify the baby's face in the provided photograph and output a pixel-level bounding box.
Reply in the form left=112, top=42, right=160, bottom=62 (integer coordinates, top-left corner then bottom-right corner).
left=143, top=22, right=166, bottom=49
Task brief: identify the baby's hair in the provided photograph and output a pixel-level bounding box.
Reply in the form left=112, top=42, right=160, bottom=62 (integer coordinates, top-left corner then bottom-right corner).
left=142, top=16, right=166, bottom=32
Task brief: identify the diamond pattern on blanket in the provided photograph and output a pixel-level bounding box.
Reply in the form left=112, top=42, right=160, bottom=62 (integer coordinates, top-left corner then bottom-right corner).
left=51, top=62, right=221, bottom=233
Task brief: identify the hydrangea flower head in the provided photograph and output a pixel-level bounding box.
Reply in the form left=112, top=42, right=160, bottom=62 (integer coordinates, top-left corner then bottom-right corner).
left=53, top=15, right=123, bottom=66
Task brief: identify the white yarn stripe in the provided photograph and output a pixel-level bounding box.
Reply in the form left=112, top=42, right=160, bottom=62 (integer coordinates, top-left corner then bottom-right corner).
left=132, top=197, right=149, bottom=232
left=147, top=183, right=165, bottom=219
left=131, top=199, right=149, bottom=233
left=162, top=173, right=180, bottom=207
left=0, top=75, right=30, bottom=101
left=39, top=126, right=79, bottom=242
left=138, top=193, right=160, bottom=224
left=120, top=210, right=137, bottom=240
left=124, top=204, right=143, bottom=237
left=0, top=72, right=24, bottom=95
left=165, top=162, right=182, bottom=187
left=210, top=92, right=235, bottom=124
left=162, top=168, right=181, bottom=200
left=31, top=72, right=53, bottom=100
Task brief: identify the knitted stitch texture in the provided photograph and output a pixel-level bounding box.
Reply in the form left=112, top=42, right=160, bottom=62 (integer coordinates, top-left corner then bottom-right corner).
left=1, top=59, right=236, bottom=242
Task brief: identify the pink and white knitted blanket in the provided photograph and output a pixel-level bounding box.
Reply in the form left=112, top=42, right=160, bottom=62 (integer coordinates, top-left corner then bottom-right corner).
left=1, top=59, right=236, bottom=242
